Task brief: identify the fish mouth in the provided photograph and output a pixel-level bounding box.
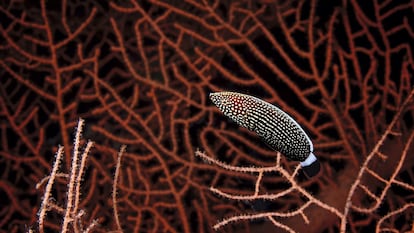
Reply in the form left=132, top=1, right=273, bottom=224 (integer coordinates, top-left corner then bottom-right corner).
left=209, top=92, right=241, bottom=107
left=209, top=92, right=229, bottom=109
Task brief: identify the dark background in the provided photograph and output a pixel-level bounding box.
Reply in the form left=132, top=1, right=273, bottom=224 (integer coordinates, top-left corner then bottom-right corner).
left=0, top=0, right=413, bottom=232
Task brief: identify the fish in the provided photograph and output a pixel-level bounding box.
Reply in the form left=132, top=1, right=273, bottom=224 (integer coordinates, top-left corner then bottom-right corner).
left=210, top=91, right=320, bottom=177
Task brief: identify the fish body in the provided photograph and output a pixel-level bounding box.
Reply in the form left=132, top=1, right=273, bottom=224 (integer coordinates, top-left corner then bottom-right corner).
left=210, top=92, right=320, bottom=177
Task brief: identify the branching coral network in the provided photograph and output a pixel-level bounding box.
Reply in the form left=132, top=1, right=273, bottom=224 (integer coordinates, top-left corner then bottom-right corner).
left=33, top=119, right=126, bottom=233
left=0, top=0, right=413, bottom=232
left=196, top=88, right=414, bottom=232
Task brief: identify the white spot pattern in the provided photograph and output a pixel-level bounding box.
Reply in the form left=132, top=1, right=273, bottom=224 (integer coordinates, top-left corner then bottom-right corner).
left=210, top=92, right=314, bottom=162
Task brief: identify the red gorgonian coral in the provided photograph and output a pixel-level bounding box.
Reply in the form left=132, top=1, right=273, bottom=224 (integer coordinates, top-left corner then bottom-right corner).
left=0, top=0, right=413, bottom=232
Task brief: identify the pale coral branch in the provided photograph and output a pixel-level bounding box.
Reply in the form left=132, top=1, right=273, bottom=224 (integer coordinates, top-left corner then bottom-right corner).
left=352, top=131, right=414, bottom=213
left=341, top=88, right=414, bottom=232
left=267, top=216, right=296, bottom=233
left=393, top=179, right=414, bottom=192
left=113, top=145, right=127, bottom=232
left=254, top=171, right=263, bottom=196
left=276, top=163, right=343, bottom=218
left=376, top=203, right=414, bottom=232
left=213, top=201, right=313, bottom=230
left=33, top=118, right=120, bottom=232
left=62, top=118, right=85, bottom=233
left=37, top=146, right=64, bottom=233
left=73, top=140, right=94, bottom=220
left=84, top=219, right=100, bottom=233
left=35, top=173, right=69, bottom=189
left=210, top=186, right=295, bottom=201
left=197, top=148, right=344, bottom=230
left=195, top=150, right=280, bottom=173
